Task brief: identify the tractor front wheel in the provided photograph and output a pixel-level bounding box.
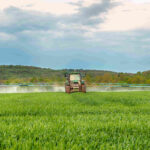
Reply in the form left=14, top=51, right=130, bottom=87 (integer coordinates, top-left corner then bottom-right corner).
left=82, top=85, right=86, bottom=93
left=65, top=86, right=71, bottom=93
left=79, top=85, right=82, bottom=92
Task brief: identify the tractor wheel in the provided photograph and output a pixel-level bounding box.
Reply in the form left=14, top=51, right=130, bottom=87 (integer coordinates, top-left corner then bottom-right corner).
left=82, top=85, right=86, bottom=93
left=79, top=85, right=82, bottom=92
left=65, top=86, right=71, bottom=93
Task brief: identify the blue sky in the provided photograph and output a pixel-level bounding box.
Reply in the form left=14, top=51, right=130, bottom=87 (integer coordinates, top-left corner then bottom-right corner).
left=0, top=0, right=150, bottom=72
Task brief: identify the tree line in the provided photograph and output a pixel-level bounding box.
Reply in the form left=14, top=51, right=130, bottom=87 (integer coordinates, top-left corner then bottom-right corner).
left=0, top=65, right=150, bottom=84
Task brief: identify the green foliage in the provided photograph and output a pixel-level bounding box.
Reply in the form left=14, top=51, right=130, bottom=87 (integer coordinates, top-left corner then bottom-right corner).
left=1, top=65, right=150, bottom=84
left=0, top=92, right=150, bottom=149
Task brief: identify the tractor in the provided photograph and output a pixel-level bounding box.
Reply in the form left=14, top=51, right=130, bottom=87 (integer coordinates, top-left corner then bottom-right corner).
left=65, top=72, right=86, bottom=93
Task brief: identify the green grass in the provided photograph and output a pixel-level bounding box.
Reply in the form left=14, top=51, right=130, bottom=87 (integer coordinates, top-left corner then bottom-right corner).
left=0, top=92, right=150, bottom=150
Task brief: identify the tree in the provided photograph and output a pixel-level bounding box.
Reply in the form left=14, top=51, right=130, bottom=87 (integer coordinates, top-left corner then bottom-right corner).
left=30, top=77, right=38, bottom=83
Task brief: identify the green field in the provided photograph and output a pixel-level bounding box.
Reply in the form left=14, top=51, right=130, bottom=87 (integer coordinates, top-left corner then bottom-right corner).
left=0, top=92, right=150, bottom=150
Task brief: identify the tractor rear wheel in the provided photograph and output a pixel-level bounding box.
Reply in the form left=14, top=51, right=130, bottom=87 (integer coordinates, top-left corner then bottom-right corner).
left=65, top=86, right=71, bottom=93
left=82, top=85, right=86, bottom=93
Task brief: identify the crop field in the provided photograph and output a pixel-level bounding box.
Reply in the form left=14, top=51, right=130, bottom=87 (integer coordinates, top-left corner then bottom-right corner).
left=0, top=92, right=150, bottom=150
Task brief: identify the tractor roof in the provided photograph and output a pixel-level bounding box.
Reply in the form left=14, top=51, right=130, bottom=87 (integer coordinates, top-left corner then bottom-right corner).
left=69, top=72, right=80, bottom=74
left=64, top=72, right=85, bottom=77
left=65, top=72, right=80, bottom=77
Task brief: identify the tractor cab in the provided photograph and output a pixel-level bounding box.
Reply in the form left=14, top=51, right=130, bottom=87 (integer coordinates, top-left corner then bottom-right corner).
left=70, top=74, right=80, bottom=81
left=65, top=72, right=86, bottom=93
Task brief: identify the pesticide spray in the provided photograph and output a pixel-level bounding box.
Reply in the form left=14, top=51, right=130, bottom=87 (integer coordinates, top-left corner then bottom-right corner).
left=0, top=85, right=64, bottom=93
left=0, top=85, right=150, bottom=93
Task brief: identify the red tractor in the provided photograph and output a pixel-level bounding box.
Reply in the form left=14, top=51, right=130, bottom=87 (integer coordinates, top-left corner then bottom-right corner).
left=65, top=72, right=86, bottom=93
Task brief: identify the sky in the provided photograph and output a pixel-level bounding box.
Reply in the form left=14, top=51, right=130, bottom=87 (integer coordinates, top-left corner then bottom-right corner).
left=0, top=0, right=150, bottom=72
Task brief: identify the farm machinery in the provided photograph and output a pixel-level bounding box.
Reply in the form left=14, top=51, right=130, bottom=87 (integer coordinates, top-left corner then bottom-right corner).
left=65, top=72, right=86, bottom=93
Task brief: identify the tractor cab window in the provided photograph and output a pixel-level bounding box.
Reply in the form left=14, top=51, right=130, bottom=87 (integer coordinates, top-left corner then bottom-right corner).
left=70, top=74, right=80, bottom=81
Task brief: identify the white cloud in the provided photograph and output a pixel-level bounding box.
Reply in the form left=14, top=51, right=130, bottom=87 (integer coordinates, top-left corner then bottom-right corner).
left=130, top=0, right=150, bottom=3
left=0, top=0, right=78, bottom=15
left=0, top=32, right=16, bottom=41
left=1, top=0, right=150, bottom=32
left=100, top=0, right=150, bottom=31
left=142, top=38, right=150, bottom=42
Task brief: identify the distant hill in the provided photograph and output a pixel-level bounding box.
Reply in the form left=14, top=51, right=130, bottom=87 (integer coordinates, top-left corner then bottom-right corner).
left=0, top=65, right=63, bottom=80
left=0, top=65, right=115, bottom=79
left=0, top=65, right=149, bottom=84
